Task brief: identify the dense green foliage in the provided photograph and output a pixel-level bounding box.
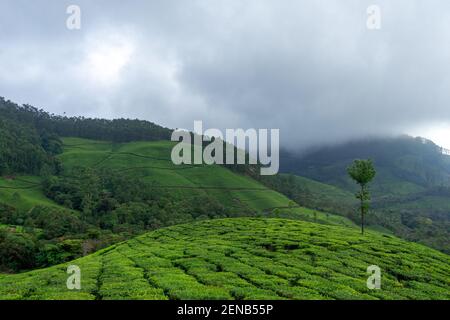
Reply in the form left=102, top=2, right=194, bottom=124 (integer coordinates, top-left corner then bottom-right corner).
left=347, top=159, right=377, bottom=187
left=0, top=97, right=171, bottom=146
left=43, top=166, right=233, bottom=232
left=0, top=101, right=61, bottom=175
left=0, top=218, right=448, bottom=300
left=1, top=137, right=351, bottom=272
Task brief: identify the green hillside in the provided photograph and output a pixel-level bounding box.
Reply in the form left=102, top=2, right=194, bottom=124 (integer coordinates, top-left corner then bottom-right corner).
left=0, top=218, right=448, bottom=300
left=57, top=137, right=353, bottom=225
left=0, top=136, right=356, bottom=273
left=0, top=176, right=65, bottom=212
left=281, top=136, right=450, bottom=195
left=277, top=137, right=450, bottom=253
left=59, top=137, right=293, bottom=213
left=261, top=173, right=356, bottom=213
left=264, top=171, right=450, bottom=252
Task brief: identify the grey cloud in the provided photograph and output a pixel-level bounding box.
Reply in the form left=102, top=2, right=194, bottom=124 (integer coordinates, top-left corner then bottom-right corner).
left=1, top=0, right=450, bottom=149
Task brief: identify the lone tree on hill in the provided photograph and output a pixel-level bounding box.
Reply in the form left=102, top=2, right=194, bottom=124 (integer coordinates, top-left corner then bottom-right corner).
left=347, top=159, right=376, bottom=235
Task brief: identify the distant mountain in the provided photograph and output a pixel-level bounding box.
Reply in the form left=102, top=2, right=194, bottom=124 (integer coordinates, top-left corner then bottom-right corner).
left=280, top=135, right=450, bottom=196
left=276, top=136, right=450, bottom=253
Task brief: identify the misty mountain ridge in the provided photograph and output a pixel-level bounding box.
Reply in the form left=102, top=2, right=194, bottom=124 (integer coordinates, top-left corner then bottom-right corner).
left=280, top=135, right=450, bottom=195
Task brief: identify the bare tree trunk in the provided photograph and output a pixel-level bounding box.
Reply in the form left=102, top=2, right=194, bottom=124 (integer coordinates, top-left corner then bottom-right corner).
left=361, top=204, right=364, bottom=235
left=360, top=185, right=365, bottom=235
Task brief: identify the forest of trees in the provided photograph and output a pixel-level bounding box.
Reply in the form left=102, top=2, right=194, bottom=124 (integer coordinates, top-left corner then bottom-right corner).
left=0, top=103, right=61, bottom=175
left=0, top=97, right=172, bottom=141
left=0, top=165, right=249, bottom=272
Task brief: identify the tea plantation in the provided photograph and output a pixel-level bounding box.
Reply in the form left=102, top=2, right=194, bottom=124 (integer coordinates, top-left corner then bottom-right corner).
left=58, top=137, right=299, bottom=213
left=57, top=137, right=356, bottom=226
left=0, top=218, right=448, bottom=300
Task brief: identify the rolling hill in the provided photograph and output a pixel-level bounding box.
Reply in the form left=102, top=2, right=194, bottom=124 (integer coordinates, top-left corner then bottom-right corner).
left=0, top=136, right=355, bottom=273
left=55, top=137, right=354, bottom=226
left=0, top=176, right=66, bottom=212
left=0, top=218, right=449, bottom=300
left=59, top=137, right=290, bottom=214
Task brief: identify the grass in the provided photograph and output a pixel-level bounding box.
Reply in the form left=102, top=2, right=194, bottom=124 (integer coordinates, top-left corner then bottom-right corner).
left=282, top=174, right=356, bottom=204
left=0, top=224, right=25, bottom=233
left=0, top=175, right=65, bottom=212
left=0, top=137, right=355, bottom=229
left=0, top=218, right=448, bottom=300
left=57, top=137, right=355, bottom=226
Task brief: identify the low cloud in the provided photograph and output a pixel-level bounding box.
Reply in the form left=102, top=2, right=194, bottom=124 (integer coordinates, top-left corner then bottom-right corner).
left=1, top=0, right=450, bottom=149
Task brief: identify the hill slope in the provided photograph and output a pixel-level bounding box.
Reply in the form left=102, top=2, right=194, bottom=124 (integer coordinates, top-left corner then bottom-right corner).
left=0, top=218, right=449, bottom=300
left=56, top=137, right=354, bottom=226
left=278, top=136, right=450, bottom=252
left=260, top=173, right=357, bottom=215
left=0, top=176, right=65, bottom=212
left=0, top=137, right=355, bottom=272
left=280, top=135, right=450, bottom=195
left=59, top=137, right=287, bottom=213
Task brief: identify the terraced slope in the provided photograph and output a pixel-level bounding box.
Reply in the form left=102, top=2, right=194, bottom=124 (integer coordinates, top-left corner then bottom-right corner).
left=59, top=137, right=288, bottom=212
left=0, top=137, right=355, bottom=228
left=58, top=138, right=355, bottom=227
left=1, top=218, right=448, bottom=300
left=0, top=176, right=64, bottom=211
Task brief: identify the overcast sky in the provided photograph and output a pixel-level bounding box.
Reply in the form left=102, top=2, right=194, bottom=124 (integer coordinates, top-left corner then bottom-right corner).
left=1, top=0, right=450, bottom=149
